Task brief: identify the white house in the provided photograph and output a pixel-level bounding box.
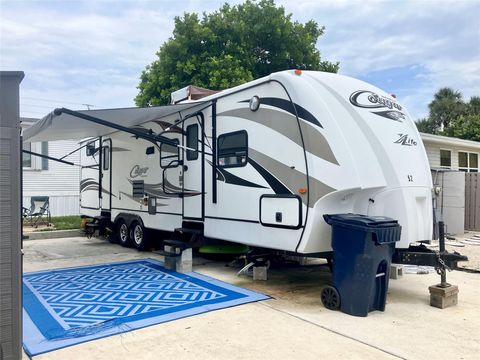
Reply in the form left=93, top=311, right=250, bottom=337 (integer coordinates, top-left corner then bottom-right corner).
left=420, top=132, right=480, bottom=234
left=420, top=132, right=479, bottom=172
left=22, top=118, right=80, bottom=216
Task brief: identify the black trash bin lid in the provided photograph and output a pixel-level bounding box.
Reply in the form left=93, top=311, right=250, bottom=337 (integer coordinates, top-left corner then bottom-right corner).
left=323, top=213, right=399, bottom=228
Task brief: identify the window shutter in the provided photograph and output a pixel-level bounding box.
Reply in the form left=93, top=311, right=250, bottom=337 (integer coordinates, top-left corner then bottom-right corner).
left=41, top=141, right=49, bottom=170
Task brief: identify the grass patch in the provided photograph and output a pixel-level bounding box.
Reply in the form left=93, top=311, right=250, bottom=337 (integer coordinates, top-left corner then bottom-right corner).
left=50, top=216, right=82, bottom=230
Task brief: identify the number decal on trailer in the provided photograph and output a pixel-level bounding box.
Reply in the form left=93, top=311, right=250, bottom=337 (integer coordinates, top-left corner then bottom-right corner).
left=407, top=175, right=414, bottom=182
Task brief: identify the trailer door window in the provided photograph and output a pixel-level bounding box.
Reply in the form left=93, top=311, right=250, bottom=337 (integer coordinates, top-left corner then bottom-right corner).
left=186, top=124, right=199, bottom=161
left=160, top=139, right=180, bottom=168
left=102, top=146, right=110, bottom=170
left=217, top=130, right=248, bottom=168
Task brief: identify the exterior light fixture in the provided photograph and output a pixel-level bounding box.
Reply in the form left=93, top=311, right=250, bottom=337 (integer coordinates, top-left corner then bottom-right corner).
left=249, top=96, right=260, bottom=111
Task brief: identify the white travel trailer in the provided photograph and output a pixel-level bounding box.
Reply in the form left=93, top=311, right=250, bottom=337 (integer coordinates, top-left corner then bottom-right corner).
left=25, top=70, right=435, bottom=253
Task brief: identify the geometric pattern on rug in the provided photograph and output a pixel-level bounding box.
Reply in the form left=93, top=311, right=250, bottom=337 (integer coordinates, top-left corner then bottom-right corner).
left=24, top=262, right=226, bottom=329
left=23, top=258, right=269, bottom=357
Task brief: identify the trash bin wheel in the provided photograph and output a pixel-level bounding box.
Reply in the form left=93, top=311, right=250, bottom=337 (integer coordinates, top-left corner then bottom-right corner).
left=321, top=285, right=340, bottom=310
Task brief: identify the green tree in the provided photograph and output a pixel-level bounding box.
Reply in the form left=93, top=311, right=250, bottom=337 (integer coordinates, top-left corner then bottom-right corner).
left=428, top=87, right=465, bottom=130
left=467, top=96, right=480, bottom=115
left=415, top=117, right=438, bottom=134
left=447, top=114, right=480, bottom=142
left=135, top=0, right=339, bottom=106
left=418, top=88, right=480, bottom=142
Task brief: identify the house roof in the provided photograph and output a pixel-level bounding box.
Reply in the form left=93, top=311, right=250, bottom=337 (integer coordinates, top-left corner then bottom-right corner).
left=420, top=132, right=480, bottom=149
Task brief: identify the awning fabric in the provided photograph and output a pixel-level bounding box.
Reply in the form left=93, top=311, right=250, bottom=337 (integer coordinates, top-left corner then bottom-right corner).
left=23, top=102, right=208, bottom=142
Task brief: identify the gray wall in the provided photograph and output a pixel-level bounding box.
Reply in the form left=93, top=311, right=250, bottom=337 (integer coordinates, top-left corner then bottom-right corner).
left=433, top=170, right=465, bottom=235
left=0, top=71, right=24, bottom=360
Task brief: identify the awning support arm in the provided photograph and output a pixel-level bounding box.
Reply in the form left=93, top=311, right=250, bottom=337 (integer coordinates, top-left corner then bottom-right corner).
left=156, top=102, right=213, bottom=138
left=22, top=150, right=76, bottom=166
left=54, top=108, right=178, bottom=147
left=59, top=142, right=91, bottom=160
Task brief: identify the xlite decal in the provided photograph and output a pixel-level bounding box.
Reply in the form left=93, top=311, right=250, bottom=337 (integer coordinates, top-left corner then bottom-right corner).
left=349, top=90, right=406, bottom=122
left=130, top=165, right=149, bottom=178
left=394, top=134, right=417, bottom=146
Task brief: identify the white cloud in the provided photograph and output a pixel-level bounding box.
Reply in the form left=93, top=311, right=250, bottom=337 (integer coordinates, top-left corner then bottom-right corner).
left=278, top=0, right=480, bottom=118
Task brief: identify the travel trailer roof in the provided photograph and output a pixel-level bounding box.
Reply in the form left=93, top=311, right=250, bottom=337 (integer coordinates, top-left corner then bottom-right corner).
left=23, top=101, right=207, bottom=142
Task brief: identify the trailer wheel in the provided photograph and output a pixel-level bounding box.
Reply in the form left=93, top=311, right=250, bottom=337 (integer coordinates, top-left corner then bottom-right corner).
left=117, top=219, right=131, bottom=247
left=321, top=285, right=340, bottom=311
left=130, top=221, right=148, bottom=251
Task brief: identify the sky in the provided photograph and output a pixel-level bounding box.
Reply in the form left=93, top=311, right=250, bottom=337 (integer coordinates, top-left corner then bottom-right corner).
left=1, top=0, right=479, bottom=120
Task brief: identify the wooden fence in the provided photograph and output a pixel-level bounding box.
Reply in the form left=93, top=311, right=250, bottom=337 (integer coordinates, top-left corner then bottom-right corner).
left=465, top=173, right=480, bottom=231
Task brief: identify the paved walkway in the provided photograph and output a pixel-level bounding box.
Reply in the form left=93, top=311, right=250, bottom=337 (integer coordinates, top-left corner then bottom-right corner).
left=23, top=237, right=480, bottom=360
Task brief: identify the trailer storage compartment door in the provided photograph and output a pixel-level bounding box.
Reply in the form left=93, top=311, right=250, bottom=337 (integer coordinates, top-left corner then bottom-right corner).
left=260, top=195, right=302, bottom=229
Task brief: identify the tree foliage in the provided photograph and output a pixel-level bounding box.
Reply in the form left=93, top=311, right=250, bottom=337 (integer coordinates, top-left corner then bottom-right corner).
left=416, top=88, right=480, bottom=142
left=428, top=87, right=464, bottom=129
left=445, top=114, right=480, bottom=142
left=415, top=117, right=438, bottom=134
left=135, top=0, right=339, bottom=106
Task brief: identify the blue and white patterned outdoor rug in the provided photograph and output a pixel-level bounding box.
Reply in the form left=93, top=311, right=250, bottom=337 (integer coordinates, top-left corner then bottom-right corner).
left=23, top=258, right=268, bottom=356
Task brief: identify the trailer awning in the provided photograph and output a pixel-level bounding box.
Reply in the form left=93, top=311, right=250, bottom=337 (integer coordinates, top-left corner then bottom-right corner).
left=23, top=102, right=208, bottom=142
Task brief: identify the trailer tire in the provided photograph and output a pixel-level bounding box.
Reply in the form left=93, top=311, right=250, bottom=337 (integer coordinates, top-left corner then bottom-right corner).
left=321, top=285, right=340, bottom=311
left=117, top=219, right=131, bottom=247
left=130, top=221, right=148, bottom=251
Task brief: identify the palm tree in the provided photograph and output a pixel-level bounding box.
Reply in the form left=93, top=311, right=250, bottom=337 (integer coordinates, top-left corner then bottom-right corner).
left=428, top=87, right=464, bottom=130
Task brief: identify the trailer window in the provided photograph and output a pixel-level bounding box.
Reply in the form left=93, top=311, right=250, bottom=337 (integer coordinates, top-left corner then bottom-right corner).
left=102, top=146, right=109, bottom=170
left=217, top=131, right=248, bottom=168
left=160, top=139, right=180, bottom=168
left=186, top=124, right=198, bottom=161
left=86, top=143, right=96, bottom=157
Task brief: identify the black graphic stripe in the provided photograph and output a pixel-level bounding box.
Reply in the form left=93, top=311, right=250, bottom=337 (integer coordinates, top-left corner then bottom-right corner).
left=248, top=158, right=292, bottom=195
left=80, top=178, right=99, bottom=192
left=241, top=97, right=322, bottom=128
left=218, top=168, right=267, bottom=189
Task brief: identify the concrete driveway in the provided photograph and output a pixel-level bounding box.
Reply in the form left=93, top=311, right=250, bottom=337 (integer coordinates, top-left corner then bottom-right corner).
left=23, top=237, right=480, bottom=360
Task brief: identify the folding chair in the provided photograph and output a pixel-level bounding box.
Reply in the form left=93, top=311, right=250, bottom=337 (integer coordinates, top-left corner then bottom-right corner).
left=25, top=196, right=51, bottom=227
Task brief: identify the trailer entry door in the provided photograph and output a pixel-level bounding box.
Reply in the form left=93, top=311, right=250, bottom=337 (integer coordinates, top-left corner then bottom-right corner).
left=80, top=139, right=101, bottom=215
left=183, top=116, right=204, bottom=220
left=101, top=138, right=112, bottom=210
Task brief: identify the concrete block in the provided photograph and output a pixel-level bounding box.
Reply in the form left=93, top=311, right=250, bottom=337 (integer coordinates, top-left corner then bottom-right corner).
left=253, top=266, right=267, bottom=281
left=390, top=264, right=403, bottom=279
left=163, top=245, right=192, bottom=273
left=176, top=248, right=192, bottom=273
left=429, top=284, right=459, bottom=309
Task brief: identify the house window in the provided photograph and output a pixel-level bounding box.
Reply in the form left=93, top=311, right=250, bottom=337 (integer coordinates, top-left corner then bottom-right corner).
left=22, top=141, right=49, bottom=170
left=217, top=130, right=248, bottom=168
left=459, top=151, right=478, bottom=172
left=23, top=142, right=32, bottom=168
left=440, top=149, right=451, bottom=168
left=186, top=124, right=198, bottom=161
